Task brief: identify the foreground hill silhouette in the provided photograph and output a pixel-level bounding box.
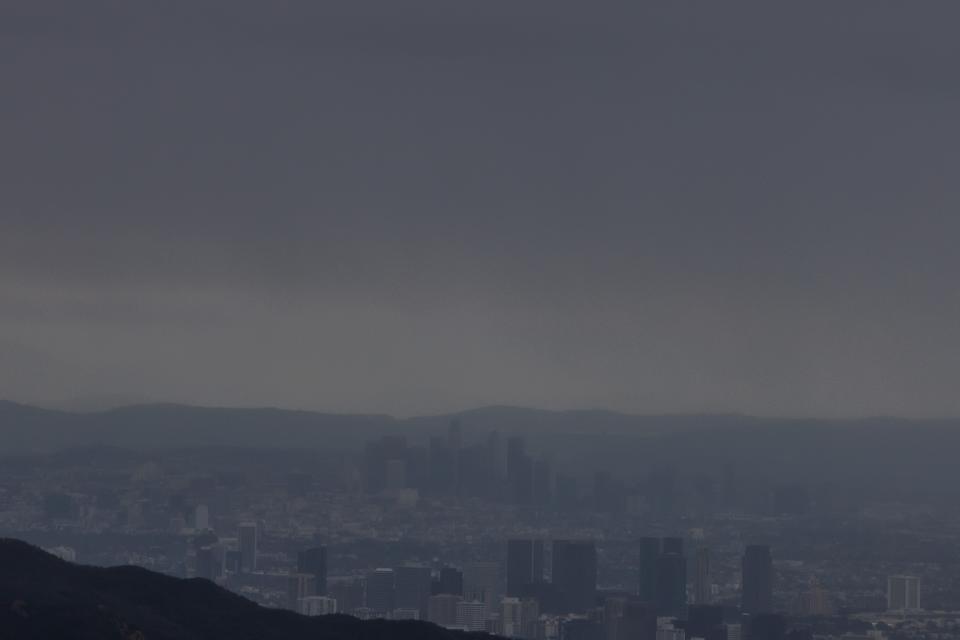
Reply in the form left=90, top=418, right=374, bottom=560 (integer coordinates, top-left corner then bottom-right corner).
left=0, top=539, right=486, bottom=640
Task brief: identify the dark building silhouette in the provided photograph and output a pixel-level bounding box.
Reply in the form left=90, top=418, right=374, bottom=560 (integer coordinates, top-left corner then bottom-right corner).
left=561, top=618, right=604, bottom=640
left=297, top=546, right=327, bottom=595
left=196, top=545, right=221, bottom=581
left=605, top=596, right=657, bottom=640
left=433, top=566, right=464, bottom=596
left=364, top=436, right=408, bottom=494
left=742, top=545, right=774, bottom=615
left=552, top=540, right=597, bottom=614
left=330, top=577, right=364, bottom=615
left=685, top=605, right=726, bottom=640
left=655, top=549, right=687, bottom=619
left=637, top=537, right=660, bottom=602
left=693, top=545, right=711, bottom=605
left=749, top=613, right=786, bottom=640
left=365, top=568, right=396, bottom=615
left=395, top=566, right=432, bottom=618
left=661, top=537, right=683, bottom=556
left=507, top=539, right=545, bottom=597
left=238, top=522, right=257, bottom=573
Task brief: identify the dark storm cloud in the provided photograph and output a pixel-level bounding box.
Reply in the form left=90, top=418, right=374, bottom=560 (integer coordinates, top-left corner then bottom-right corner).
left=2, top=1, right=960, bottom=416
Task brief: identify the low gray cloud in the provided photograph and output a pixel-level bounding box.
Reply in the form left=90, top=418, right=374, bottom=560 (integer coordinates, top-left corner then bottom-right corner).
left=2, top=1, right=960, bottom=416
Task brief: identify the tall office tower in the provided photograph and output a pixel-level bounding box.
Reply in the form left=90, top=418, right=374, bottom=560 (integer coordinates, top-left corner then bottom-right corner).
left=364, top=435, right=408, bottom=494
left=507, top=539, right=545, bottom=597
left=428, top=594, right=463, bottom=627
left=552, top=540, right=598, bottom=614
left=434, top=566, right=464, bottom=596
left=287, top=573, right=317, bottom=610
left=507, top=436, right=534, bottom=504
left=194, top=504, right=210, bottom=531
left=238, top=522, right=257, bottom=572
left=693, top=546, right=711, bottom=604
left=365, top=568, right=396, bottom=616
left=741, top=545, right=774, bottom=615
left=298, top=546, right=327, bottom=596
left=429, top=436, right=454, bottom=495
left=655, top=550, right=687, bottom=619
left=463, top=562, right=502, bottom=606
left=638, top=537, right=661, bottom=601
left=195, top=544, right=221, bottom=581
left=887, top=575, right=921, bottom=611
left=456, top=600, right=488, bottom=632
left=395, top=566, right=433, bottom=618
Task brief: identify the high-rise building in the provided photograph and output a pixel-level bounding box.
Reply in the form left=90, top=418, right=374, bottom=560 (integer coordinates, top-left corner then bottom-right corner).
left=428, top=593, right=463, bottom=627
left=463, top=562, right=501, bottom=606
left=507, top=437, right=534, bottom=504
left=298, top=546, right=327, bottom=596
left=364, top=436, right=408, bottom=494
left=501, top=597, right=540, bottom=639
left=799, top=578, right=832, bottom=616
left=434, top=566, right=464, bottom=596
left=693, top=546, right=711, bottom=605
left=238, top=522, right=257, bottom=573
left=366, top=568, right=396, bottom=616
left=194, top=504, right=210, bottom=531
left=638, top=537, right=661, bottom=602
left=507, top=539, right=545, bottom=597
left=287, top=573, right=317, bottom=610
left=742, top=545, right=773, bottom=615
left=655, top=550, right=686, bottom=619
left=395, top=566, right=433, bottom=618
left=887, top=575, right=921, bottom=612
left=195, top=544, right=222, bottom=581
left=456, top=600, right=488, bottom=632
left=502, top=597, right=524, bottom=638
left=552, top=540, right=597, bottom=614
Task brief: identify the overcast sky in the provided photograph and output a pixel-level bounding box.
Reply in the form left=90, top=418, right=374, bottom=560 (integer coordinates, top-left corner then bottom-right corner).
left=2, top=1, right=960, bottom=417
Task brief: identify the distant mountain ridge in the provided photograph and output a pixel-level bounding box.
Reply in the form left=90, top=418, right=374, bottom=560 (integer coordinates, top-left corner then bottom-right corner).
left=4, top=400, right=960, bottom=488
left=0, top=538, right=486, bottom=640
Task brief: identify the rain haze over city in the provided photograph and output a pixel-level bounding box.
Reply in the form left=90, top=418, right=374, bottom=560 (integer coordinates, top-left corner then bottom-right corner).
left=2, top=2, right=960, bottom=640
